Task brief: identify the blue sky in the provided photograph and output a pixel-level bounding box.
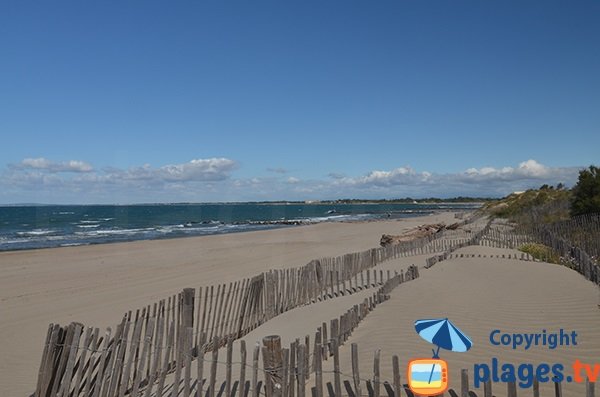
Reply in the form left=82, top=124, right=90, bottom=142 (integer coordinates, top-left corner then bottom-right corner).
left=1, top=1, right=598, bottom=203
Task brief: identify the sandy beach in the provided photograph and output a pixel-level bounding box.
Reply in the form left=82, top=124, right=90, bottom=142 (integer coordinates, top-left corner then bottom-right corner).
left=1, top=212, right=453, bottom=397
left=2, top=211, right=599, bottom=397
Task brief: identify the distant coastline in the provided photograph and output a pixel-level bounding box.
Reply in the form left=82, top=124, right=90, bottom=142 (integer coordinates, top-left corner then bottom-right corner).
left=0, top=197, right=494, bottom=207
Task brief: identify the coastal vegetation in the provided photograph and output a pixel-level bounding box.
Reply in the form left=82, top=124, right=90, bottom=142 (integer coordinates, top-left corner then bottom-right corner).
left=484, top=164, right=600, bottom=222
left=571, top=165, right=600, bottom=216
left=483, top=164, right=599, bottom=268
left=518, top=243, right=561, bottom=264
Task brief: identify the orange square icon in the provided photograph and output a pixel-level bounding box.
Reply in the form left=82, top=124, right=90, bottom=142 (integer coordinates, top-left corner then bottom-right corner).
left=407, top=358, right=449, bottom=396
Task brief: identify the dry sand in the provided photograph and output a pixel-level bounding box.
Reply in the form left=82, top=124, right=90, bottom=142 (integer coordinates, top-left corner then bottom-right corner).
left=328, top=246, right=600, bottom=397
left=0, top=212, right=454, bottom=397
left=2, top=211, right=598, bottom=397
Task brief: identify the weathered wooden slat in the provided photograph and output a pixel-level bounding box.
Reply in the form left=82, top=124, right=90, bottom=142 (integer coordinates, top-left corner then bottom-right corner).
left=225, top=281, right=240, bottom=337
left=171, top=319, right=185, bottom=397
left=60, top=323, right=83, bottom=397
left=145, top=301, right=165, bottom=397
left=297, top=344, right=305, bottom=397
left=195, top=287, right=203, bottom=350
left=587, top=377, right=595, bottom=397
left=81, top=327, right=100, bottom=397
left=392, top=355, right=401, bottom=397
left=507, top=381, right=517, bottom=397
left=483, top=379, right=492, bottom=397
left=103, top=317, right=128, bottom=397
left=249, top=342, right=259, bottom=397
left=156, top=321, right=175, bottom=397
left=131, top=317, right=156, bottom=397
left=71, top=326, right=92, bottom=397
left=239, top=340, right=247, bottom=397
left=120, top=308, right=145, bottom=397
left=219, top=283, right=234, bottom=340
left=262, top=335, right=283, bottom=397
left=373, top=349, right=381, bottom=397
left=226, top=337, right=234, bottom=397
left=93, top=327, right=112, bottom=397
left=213, top=284, right=227, bottom=342
left=201, top=287, right=210, bottom=343
left=207, top=286, right=217, bottom=342
left=314, top=341, right=323, bottom=397
left=196, top=335, right=205, bottom=397
left=51, top=324, right=75, bottom=397
left=35, top=324, right=54, bottom=397
left=209, top=337, right=219, bottom=397
left=183, top=327, right=194, bottom=397
left=282, top=348, right=290, bottom=397
left=351, top=343, right=361, bottom=397
left=289, top=341, right=297, bottom=397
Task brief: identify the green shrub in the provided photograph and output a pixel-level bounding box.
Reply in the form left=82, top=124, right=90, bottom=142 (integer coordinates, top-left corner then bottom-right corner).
left=571, top=165, right=600, bottom=216
left=519, top=243, right=561, bottom=264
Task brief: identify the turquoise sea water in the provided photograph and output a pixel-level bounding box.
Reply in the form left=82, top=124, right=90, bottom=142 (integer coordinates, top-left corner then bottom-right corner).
left=0, top=203, right=479, bottom=251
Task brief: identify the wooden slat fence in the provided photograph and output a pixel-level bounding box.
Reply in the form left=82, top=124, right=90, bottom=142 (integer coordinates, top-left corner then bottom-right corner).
left=34, top=207, right=459, bottom=397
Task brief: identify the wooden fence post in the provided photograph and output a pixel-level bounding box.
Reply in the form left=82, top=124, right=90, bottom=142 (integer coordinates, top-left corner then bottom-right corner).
left=226, top=337, right=234, bottom=397
left=483, top=379, right=492, bottom=397
left=298, top=344, right=306, bottom=397
left=507, top=381, right=517, bottom=397
left=252, top=343, right=260, bottom=397
left=197, top=336, right=205, bottom=397
left=460, top=369, right=469, bottom=397
left=351, top=343, right=362, bottom=397
left=209, top=337, right=219, bottom=397
left=329, top=338, right=341, bottom=397
left=314, top=341, right=323, bottom=397
left=392, top=355, right=401, bottom=397
left=587, top=377, right=596, bottom=397
left=554, top=380, right=562, bottom=397
left=262, top=335, right=284, bottom=397
left=373, top=349, right=380, bottom=397
left=239, top=340, right=247, bottom=397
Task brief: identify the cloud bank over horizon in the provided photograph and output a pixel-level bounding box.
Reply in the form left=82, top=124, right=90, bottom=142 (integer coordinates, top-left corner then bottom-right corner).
left=0, top=157, right=583, bottom=204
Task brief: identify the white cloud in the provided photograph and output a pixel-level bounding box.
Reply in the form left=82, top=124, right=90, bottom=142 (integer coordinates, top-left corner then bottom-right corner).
left=18, top=157, right=93, bottom=173
left=102, top=158, right=237, bottom=183
left=464, top=160, right=552, bottom=180
left=156, top=158, right=236, bottom=181
left=324, top=159, right=580, bottom=198
left=458, top=159, right=556, bottom=183
left=0, top=158, right=584, bottom=203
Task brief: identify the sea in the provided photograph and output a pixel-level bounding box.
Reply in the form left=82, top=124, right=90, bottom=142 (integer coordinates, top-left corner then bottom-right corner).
left=0, top=203, right=480, bottom=251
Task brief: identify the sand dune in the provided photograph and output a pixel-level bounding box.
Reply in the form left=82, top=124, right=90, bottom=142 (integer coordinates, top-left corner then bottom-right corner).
left=328, top=247, right=600, bottom=397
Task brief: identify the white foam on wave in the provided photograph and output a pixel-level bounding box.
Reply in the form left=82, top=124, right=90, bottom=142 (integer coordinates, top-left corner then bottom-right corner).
left=291, top=213, right=375, bottom=223
left=75, top=227, right=155, bottom=237
left=17, top=229, right=58, bottom=237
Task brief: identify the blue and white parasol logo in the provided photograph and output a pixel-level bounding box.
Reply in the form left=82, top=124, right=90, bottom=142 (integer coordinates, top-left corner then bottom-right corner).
left=415, top=318, right=473, bottom=358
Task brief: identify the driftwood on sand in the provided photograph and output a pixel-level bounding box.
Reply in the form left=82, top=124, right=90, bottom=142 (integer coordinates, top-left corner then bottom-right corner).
left=380, top=222, right=459, bottom=246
